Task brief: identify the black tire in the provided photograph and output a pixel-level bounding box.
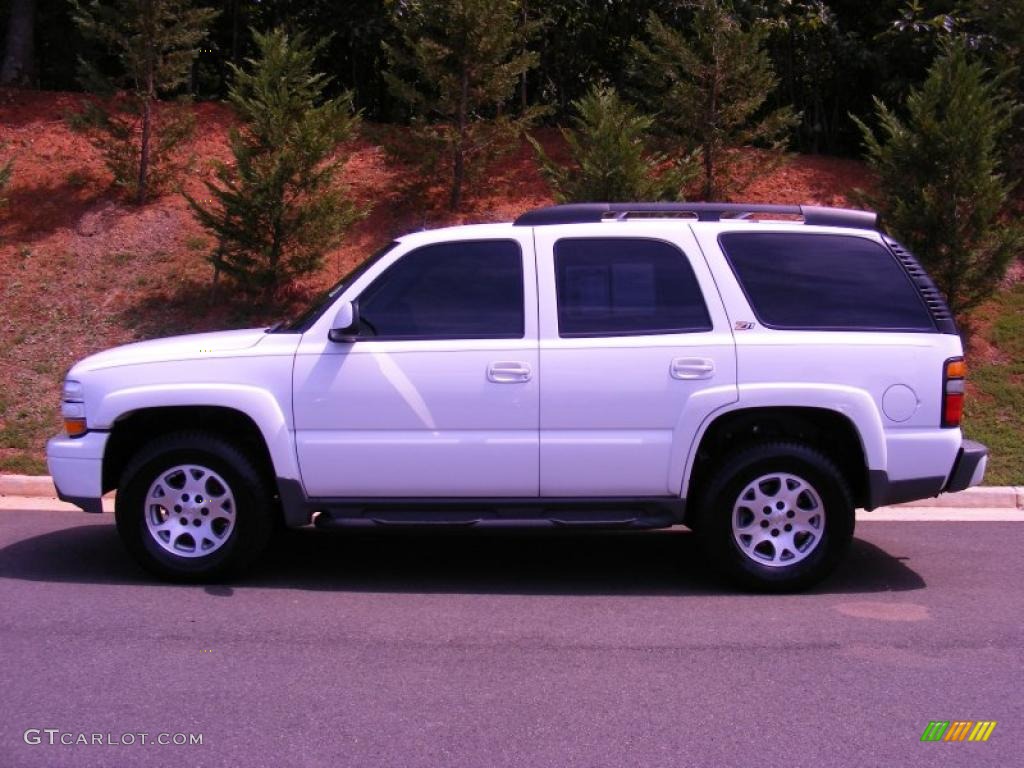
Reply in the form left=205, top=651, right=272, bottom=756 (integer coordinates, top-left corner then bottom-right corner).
left=115, top=431, right=275, bottom=582
left=695, top=442, right=854, bottom=592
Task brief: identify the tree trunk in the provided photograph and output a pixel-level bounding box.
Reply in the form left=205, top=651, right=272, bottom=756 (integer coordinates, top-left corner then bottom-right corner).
left=137, top=23, right=157, bottom=205
left=209, top=251, right=222, bottom=303
left=1, top=0, right=36, bottom=86
left=450, top=66, right=470, bottom=211
left=267, top=212, right=283, bottom=300
left=451, top=136, right=464, bottom=211
left=138, top=95, right=153, bottom=204
left=704, top=39, right=721, bottom=200
left=519, top=0, right=528, bottom=114
left=231, top=0, right=240, bottom=66
left=702, top=140, right=714, bottom=200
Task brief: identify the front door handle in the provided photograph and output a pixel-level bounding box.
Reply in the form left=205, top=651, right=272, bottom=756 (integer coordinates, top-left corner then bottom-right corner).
left=671, top=357, right=715, bottom=380
left=487, top=361, right=533, bottom=383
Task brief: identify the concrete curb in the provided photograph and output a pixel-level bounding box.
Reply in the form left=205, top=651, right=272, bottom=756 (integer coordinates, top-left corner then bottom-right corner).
left=893, top=485, right=1023, bottom=509
left=1, top=473, right=1022, bottom=509
left=0, top=475, right=57, bottom=498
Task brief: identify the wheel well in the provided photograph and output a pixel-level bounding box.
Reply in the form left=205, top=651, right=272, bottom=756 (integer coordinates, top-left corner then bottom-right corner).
left=102, top=406, right=277, bottom=495
left=687, top=407, right=868, bottom=512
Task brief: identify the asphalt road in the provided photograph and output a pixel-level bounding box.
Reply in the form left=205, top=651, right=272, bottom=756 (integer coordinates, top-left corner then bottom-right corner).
left=0, top=509, right=1020, bottom=768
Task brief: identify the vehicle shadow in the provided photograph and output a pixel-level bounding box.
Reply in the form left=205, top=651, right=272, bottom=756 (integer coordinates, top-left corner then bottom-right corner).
left=0, top=519, right=926, bottom=596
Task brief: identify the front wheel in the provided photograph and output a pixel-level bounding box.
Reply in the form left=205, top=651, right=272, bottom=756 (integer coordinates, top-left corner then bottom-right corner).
left=115, top=432, right=274, bottom=582
left=695, top=442, right=854, bottom=592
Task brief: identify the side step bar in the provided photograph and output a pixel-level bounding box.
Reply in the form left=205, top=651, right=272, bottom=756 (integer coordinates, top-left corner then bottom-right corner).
left=311, top=498, right=686, bottom=531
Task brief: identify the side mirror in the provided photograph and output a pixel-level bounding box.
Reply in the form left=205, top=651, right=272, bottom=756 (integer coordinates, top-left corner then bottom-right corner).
left=328, top=301, right=360, bottom=343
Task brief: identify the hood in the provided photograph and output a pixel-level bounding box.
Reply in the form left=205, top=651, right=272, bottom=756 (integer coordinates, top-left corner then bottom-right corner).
left=70, top=328, right=271, bottom=373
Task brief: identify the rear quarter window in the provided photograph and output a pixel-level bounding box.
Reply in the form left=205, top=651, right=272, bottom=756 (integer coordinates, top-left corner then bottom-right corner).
left=718, top=232, right=935, bottom=331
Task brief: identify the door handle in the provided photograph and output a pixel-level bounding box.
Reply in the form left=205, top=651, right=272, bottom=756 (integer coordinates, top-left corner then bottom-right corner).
left=487, top=361, right=533, bottom=383
left=670, top=357, right=715, bottom=380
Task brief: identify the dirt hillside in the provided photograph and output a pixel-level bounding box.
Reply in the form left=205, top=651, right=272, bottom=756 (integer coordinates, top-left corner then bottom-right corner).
left=1, top=88, right=875, bottom=473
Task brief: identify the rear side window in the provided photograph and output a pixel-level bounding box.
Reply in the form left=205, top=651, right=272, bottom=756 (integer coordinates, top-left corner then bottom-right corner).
left=554, top=238, right=712, bottom=337
left=719, top=233, right=935, bottom=331
left=357, top=240, right=524, bottom=339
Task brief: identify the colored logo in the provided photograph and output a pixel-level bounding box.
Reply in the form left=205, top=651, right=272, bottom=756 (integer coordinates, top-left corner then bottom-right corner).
left=920, top=721, right=997, bottom=742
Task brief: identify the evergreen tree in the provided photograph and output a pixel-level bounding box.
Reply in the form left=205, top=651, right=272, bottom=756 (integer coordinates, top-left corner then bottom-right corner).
left=529, top=85, right=696, bottom=202
left=854, top=41, right=1020, bottom=320
left=631, top=2, right=798, bottom=198
left=186, top=28, right=363, bottom=298
left=69, top=0, right=217, bottom=203
left=963, top=0, right=1024, bottom=182
left=384, top=0, right=543, bottom=210
left=760, top=0, right=854, bottom=154
left=0, top=158, right=12, bottom=206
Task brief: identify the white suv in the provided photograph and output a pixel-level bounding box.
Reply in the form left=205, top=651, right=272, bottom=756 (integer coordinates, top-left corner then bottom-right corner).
left=46, top=203, right=988, bottom=590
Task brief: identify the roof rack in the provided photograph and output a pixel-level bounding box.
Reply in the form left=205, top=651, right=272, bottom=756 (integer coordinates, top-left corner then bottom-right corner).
left=513, top=202, right=878, bottom=230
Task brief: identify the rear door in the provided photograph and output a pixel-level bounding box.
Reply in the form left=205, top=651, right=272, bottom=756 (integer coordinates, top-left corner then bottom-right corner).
left=533, top=223, right=737, bottom=497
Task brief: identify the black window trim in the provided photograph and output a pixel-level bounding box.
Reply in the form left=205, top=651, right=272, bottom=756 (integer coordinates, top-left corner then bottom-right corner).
left=717, top=231, right=938, bottom=334
left=354, top=238, right=528, bottom=342
left=553, top=235, right=714, bottom=339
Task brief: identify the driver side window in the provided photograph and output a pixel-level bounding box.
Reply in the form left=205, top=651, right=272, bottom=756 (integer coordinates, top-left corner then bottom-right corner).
left=357, top=240, right=525, bottom=340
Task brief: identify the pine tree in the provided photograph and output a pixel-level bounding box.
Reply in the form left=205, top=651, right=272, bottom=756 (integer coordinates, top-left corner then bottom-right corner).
left=529, top=85, right=696, bottom=202
left=70, top=0, right=217, bottom=203
left=631, top=3, right=798, bottom=199
left=964, top=0, right=1024, bottom=183
left=384, top=0, right=543, bottom=210
left=186, top=28, right=363, bottom=298
left=854, top=41, right=1020, bottom=321
left=0, top=158, right=12, bottom=206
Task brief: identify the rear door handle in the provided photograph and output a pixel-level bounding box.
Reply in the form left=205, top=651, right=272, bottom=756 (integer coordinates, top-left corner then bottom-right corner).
left=671, top=357, right=715, bottom=380
left=487, top=361, right=533, bottom=383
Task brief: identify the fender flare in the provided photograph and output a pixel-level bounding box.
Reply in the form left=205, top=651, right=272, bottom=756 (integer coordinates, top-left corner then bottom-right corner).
left=94, top=384, right=301, bottom=484
left=679, top=383, right=885, bottom=497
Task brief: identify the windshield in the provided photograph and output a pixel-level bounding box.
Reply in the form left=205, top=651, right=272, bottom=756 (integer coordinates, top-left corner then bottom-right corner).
left=278, top=242, right=400, bottom=333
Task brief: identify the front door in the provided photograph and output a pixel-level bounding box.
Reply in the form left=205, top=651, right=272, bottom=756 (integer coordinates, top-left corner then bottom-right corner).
left=292, top=236, right=539, bottom=498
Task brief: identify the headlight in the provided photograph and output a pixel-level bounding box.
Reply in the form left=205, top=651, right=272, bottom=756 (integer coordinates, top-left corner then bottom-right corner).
left=62, top=379, right=84, bottom=402
left=61, top=379, right=87, bottom=437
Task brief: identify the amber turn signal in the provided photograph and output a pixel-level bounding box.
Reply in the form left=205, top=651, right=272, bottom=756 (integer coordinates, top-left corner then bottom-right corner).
left=64, top=418, right=88, bottom=437
left=945, top=359, right=967, bottom=379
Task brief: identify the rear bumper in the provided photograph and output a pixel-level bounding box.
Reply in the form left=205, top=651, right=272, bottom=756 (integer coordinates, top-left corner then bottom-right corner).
left=45, top=431, right=109, bottom=513
left=944, top=439, right=988, bottom=493
left=866, top=438, right=988, bottom=509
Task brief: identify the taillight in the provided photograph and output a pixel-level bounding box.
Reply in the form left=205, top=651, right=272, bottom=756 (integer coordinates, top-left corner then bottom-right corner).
left=942, top=357, right=966, bottom=428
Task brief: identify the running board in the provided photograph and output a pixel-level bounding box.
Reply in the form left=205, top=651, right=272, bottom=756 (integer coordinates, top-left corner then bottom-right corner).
left=310, top=497, right=685, bottom=531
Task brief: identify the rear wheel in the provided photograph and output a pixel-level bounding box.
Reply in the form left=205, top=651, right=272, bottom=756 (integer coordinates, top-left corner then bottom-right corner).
left=115, top=432, right=274, bottom=582
left=695, top=442, right=854, bottom=592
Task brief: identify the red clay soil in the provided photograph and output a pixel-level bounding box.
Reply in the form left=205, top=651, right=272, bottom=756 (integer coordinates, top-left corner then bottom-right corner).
left=0, top=88, right=876, bottom=472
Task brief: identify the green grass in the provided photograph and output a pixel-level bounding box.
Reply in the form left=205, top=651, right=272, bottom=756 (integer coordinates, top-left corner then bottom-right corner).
left=963, top=282, right=1024, bottom=485
left=184, top=234, right=209, bottom=252
left=0, top=454, right=47, bottom=475
left=0, top=380, right=59, bottom=475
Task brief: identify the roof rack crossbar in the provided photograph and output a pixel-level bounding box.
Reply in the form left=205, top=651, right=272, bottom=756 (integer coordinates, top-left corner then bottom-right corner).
left=512, top=202, right=877, bottom=230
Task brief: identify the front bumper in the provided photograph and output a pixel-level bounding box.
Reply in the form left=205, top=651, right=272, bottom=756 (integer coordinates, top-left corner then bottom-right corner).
left=944, top=439, right=988, bottom=493
left=46, top=431, right=109, bottom=513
